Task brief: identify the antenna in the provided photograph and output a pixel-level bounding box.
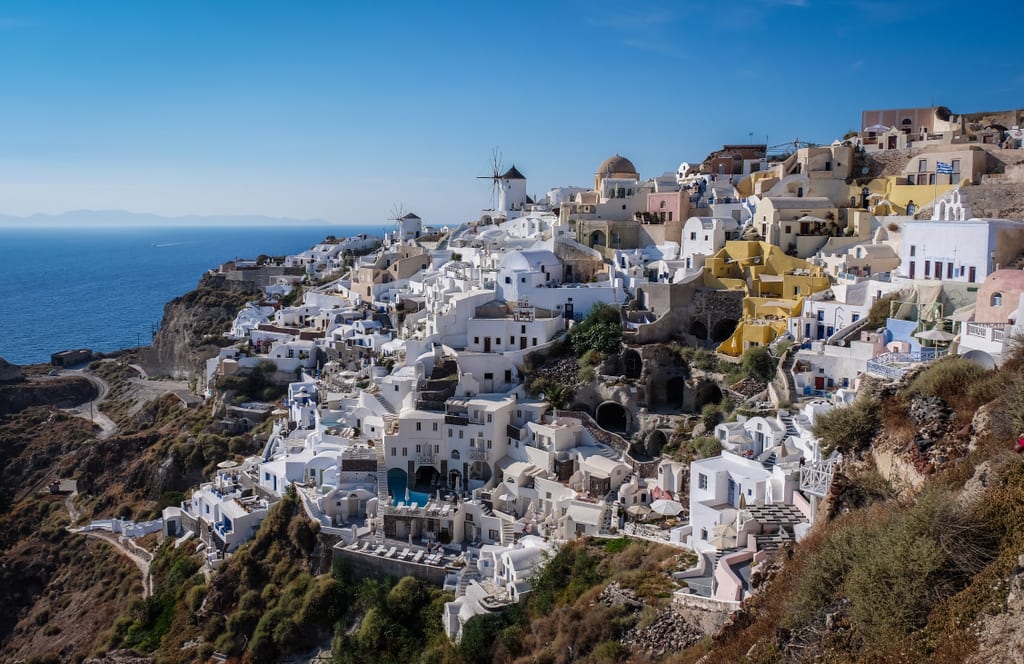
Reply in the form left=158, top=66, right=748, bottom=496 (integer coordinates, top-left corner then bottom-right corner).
left=476, top=146, right=503, bottom=210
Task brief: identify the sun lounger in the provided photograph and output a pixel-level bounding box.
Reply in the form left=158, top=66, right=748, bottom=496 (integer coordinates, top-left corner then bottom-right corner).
left=374, top=545, right=386, bottom=555
left=409, top=502, right=418, bottom=511
left=399, top=547, right=410, bottom=559
left=412, top=550, right=425, bottom=563
left=359, top=541, right=370, bottom=551
left=385, top=546, right=397, bottom=558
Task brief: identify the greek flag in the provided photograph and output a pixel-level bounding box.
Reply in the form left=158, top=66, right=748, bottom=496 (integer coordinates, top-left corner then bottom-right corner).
left=936, top=161, right=954, bottom=175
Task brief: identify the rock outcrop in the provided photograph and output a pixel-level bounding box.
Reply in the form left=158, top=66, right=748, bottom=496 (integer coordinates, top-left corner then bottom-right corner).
left=141, top=272, right=260, bottom=379
left=0, top=357, right=23, bottom=384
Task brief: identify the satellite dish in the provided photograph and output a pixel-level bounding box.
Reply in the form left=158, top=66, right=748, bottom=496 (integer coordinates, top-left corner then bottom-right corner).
left=861, top=166, right=870, bottom=175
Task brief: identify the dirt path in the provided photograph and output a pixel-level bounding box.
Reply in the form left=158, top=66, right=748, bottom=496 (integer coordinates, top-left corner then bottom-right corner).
left=63, top=371, right=117, bottom=439
left=71, top=527, right=153, bottom=598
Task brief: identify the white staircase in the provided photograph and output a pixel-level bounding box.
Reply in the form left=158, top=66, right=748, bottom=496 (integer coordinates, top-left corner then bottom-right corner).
left=374, top=443, right=389, bottom=545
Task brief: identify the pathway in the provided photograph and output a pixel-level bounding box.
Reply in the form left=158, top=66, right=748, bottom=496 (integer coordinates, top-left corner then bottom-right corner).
left=62, top=370, right=117, bottom=439
left=63, top=493, right=152, bottom=598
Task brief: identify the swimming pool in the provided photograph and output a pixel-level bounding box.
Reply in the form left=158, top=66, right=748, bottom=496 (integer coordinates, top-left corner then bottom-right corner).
left=386, top=473, right=431, bottom=507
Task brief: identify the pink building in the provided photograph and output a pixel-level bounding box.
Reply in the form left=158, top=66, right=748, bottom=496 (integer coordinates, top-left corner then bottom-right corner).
left=975, top=269, right=1024, bottom=323
left=646, top=191, right=685, bottom=224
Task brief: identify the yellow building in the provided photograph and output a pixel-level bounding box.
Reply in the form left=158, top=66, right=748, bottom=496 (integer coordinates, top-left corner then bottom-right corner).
left=704, top=241, right=831, bottom=356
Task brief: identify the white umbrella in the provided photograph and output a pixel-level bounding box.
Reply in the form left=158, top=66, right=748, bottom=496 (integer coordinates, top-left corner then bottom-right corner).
left=216, top=459, right=238, bottom=469
left=650, top=499, right=683, bottom=516
left=708, top=523, right=738, bottom=548
left=626, top=504, right=651, bottom=518
left=915, top=328, right=955, bottom=342
left=863, top=124, right=891, bottom=133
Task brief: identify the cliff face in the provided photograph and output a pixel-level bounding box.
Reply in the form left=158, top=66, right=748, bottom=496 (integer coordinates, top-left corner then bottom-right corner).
left=141, top=273, right=260, bottom=379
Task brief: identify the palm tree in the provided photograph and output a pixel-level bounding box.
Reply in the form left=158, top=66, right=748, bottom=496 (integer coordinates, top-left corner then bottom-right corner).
left=544, top=383, right=573, bottom=411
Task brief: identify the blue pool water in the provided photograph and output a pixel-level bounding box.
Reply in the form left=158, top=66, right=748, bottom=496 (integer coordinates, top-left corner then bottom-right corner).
left=386, top=473, right=431, bottom=506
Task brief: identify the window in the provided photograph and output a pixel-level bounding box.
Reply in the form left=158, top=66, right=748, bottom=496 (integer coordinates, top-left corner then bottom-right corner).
left=447, top=428, right=452, bottom=437
left=924, top=261, right=931, bottom=277
left=690, top=232, right=697, bottom=240
left=910, top=245, right=916, bottom=257
left=907, top=174, right=915, bottom=185
left=698, top=473, right=708, bottom=490
left=474, top=337, right=479, bottom=344
left=487, top=413, right=492, bottom=423
left=391, top=448, right=396, bottom=456
left=509, top=337, right=514, bottom=344
left=700, top=527, right=708, bottom=540
left=918, top=159, right=927, bottom=172
left=402, top=447, right=407, bottom=456
left=784, top=225, right=791, bottom=235
left=433, top=422, right=438, bottom=431
left=817, top=310, right=825, bottom=321
left=992, top=292, right=1003, bottom=307
left=416, top=422, right=421, bottom=431
left=928, top=173, right=936, bottom=185
left=520, top=325, right=526, bottom=333
left=416, top=444, right=421, bottom=453
left=484, top=372, right=493, bottom=380
left=504, top=276, right=511, bottom=284
left=459, top=431, right=464, bottom=439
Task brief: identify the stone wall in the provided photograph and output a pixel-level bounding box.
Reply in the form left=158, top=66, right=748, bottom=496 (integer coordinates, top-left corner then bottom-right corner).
left=333, top=547, right=448, bottom=586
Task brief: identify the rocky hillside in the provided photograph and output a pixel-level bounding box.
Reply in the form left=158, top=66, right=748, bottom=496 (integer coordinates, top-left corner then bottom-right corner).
left=141, top=272, right=260, bottom=379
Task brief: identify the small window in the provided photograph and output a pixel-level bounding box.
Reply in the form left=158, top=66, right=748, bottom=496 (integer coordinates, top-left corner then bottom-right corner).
left=474, top=337, right=479, bottom=344
left=416, top=422, right=421, bottom=431
left=698, top=473, right=708, bottom=490
left=910, top=245, right=916, bottom=257
left=918, top=159, right=927, bottom=172
left=487, top=413, right=492, bottom=423
left=433, top=422, right=438, bottom=431
left=992, top=292, right=1003, bottom=307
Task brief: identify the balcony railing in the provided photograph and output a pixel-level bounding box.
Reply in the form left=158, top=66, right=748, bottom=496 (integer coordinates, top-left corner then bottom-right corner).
left=469, top=448, right=490, bottom=461
left=416, top=452, right=436, bottom=465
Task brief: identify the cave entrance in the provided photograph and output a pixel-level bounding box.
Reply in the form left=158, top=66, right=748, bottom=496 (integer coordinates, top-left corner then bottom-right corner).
left=711, top=319, right=738, bottom=343
left=693, top=381, right=723, bottom=411
left=596, top=401, right=628, bottom=433
left=622, top=349, right=642, bottom=379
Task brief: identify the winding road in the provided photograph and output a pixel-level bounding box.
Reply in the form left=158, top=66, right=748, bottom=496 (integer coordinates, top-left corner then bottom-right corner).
left=63, top=370, right=117, bottom=439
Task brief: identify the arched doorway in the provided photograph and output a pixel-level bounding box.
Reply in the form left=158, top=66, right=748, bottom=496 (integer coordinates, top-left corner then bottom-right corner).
left=711, top=319, right=738, bottom=343
left=596, top=401, right=628, bottom=433
left=468, top=461, right=492, bottom=489
left=622, top=349, right=642, bottom=379
left=590, top=230, right=607, bottom=247
left=689, top=320, right=708, bottom=341
left=448, top=469, right=463, bottom=491
left=414, top=465, right=441, bottom=491
left=645, top=429, right=667, bottom=457
left=693, top=381, right=723, bottom=411
left=666, top=376, right=687, bottom=408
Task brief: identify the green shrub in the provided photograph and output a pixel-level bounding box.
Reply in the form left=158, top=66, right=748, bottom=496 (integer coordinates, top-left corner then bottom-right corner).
left=570, top=303, right=622, bottom=356
left=741, top=346, right=777, bottom=382
left=906, top=357, right=986, bottom=400
left=812, top=393, right=881, bottom=455
left=689, top=436, right=722, bottom=459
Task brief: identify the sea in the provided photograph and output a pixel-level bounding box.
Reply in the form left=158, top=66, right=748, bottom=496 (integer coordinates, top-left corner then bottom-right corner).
left=0, top=224, right=382, bottom=366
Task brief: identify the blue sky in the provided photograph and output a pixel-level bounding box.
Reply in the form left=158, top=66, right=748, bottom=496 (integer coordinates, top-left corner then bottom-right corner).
left=0, top=0, right=1018, bottom=225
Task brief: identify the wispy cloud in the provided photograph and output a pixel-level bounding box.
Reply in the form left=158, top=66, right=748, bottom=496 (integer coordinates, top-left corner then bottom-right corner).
left=850, top=59, right=864, bottom=71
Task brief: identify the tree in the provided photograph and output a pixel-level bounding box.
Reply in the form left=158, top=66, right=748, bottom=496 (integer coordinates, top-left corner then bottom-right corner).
left=741, top=346, right=777, bottom=382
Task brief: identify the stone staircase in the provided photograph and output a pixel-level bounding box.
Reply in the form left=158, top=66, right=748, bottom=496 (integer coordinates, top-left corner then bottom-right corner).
left=500, top=520, right=515, bottom=545
left=779, top=413, right=799, bottom=438
left=456, top=565, right=480, bottom=598
left=374, top=443, right=389, bottom=545
left=374, top=392, right=397, bottom=414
